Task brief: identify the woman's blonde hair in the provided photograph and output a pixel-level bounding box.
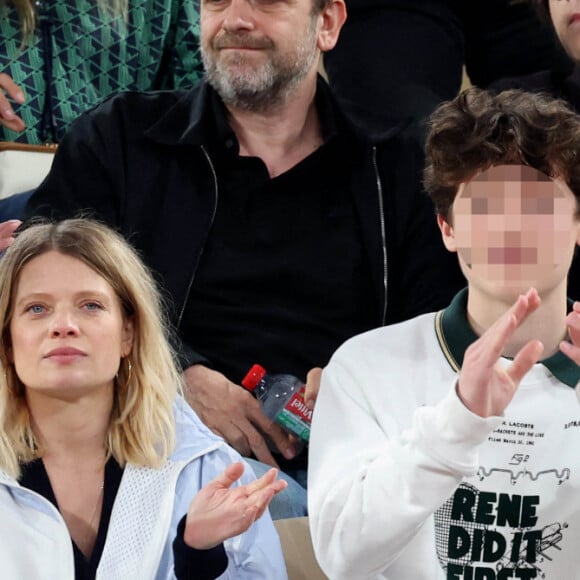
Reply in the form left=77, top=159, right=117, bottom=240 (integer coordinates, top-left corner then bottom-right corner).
left=0, top=218, right=180, bottom=478
left=4, top=0, right=128, bottom=41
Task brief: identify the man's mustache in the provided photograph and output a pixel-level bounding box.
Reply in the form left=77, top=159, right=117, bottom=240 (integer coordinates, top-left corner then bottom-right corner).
left=213, top=34, right=274, bottom=50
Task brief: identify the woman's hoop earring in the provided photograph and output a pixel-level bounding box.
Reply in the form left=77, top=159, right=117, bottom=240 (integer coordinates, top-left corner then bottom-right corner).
left=117, top=357, right=132, bottom=389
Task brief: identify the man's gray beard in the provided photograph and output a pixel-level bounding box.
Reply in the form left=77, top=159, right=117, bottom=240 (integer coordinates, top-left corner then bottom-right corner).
left=201, top=34, right=318, bottom=112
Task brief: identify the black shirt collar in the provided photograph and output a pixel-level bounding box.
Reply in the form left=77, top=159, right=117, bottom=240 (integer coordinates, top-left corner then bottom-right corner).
left=435, top=288, right=580, bottom=388
left=146, top=76, right=350, bottom=148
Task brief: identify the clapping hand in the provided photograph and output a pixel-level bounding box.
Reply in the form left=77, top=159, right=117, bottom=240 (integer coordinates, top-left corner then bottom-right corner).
left=560, top=301, right=580, bottom=366
left=184, top=462, right=288, bottom=550
left=457, top=288, right=544, bottom=418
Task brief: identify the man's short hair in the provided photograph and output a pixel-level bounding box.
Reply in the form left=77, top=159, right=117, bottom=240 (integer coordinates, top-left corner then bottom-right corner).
left=532, top=0, right=550, bottom=23
left=423, top=87, right=580, bottom=220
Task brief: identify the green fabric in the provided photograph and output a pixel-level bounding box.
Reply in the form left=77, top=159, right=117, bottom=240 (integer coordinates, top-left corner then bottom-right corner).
left=0, top=0, right=203, bottom=144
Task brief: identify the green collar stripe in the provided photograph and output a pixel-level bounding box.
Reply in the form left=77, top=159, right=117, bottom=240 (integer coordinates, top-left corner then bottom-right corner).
left=434, top=288, right=580, bottom=388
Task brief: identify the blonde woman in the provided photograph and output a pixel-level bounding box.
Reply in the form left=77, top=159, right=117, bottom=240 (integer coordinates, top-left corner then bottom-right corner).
left=0, top=219, right=287, bottom=579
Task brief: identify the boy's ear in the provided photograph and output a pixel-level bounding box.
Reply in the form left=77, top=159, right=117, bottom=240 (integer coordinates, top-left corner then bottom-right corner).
left=437, top=214, right=457, bottom=252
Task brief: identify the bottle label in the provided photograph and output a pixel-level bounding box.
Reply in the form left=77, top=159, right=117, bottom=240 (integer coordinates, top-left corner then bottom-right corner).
left=276, top=387, right=311, bottom=442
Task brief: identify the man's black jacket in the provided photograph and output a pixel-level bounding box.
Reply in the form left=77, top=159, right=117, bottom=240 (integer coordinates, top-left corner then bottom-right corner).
left=25, top=78, right=465, bottom=369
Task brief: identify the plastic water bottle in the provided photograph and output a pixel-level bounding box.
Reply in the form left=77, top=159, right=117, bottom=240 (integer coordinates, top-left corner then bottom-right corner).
left=241, top=364, right=311, bottom=442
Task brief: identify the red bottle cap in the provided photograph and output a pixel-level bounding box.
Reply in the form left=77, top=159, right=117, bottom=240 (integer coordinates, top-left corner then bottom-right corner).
left=241, top=363, right=267, bottom=391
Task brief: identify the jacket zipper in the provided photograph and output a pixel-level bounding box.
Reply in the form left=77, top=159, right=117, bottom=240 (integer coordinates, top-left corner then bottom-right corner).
left=372, top=146, right=388, bottom=325
left=176, top=145, right=219, bottom=328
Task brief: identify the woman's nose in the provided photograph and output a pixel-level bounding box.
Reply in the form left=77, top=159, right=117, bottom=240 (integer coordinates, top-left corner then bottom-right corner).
left=49, top=311, right=80, bottom=337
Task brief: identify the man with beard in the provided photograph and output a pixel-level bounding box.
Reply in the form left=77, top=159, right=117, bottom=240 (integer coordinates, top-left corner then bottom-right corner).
left=13, top=0, right=465, bottom=515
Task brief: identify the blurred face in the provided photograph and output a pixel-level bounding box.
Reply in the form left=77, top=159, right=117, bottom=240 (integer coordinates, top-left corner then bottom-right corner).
left=9, top=252, right=133, bottom=401
left=549, top=0, right=580, bottom=60
left=439, top=165, right=580, bottom=300
left=200, top=0, right=322, bottom=110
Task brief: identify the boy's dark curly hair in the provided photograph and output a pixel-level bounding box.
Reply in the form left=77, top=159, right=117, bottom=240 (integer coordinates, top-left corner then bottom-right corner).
left=423, top=87, right=580, bottom=220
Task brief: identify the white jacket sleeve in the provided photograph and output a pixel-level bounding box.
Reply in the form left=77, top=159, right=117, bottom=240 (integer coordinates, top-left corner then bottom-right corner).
left=308, top=355, right=502, bottom=580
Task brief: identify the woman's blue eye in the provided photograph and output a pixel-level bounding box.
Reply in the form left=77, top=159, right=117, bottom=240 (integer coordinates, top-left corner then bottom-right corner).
left=28, top=305, right=45, bottom=314
left=84, top=302, right=102, bottom=311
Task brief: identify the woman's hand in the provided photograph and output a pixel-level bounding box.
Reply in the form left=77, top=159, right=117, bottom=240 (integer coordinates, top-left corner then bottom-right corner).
left=184, top=462, right=288, bottom=550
